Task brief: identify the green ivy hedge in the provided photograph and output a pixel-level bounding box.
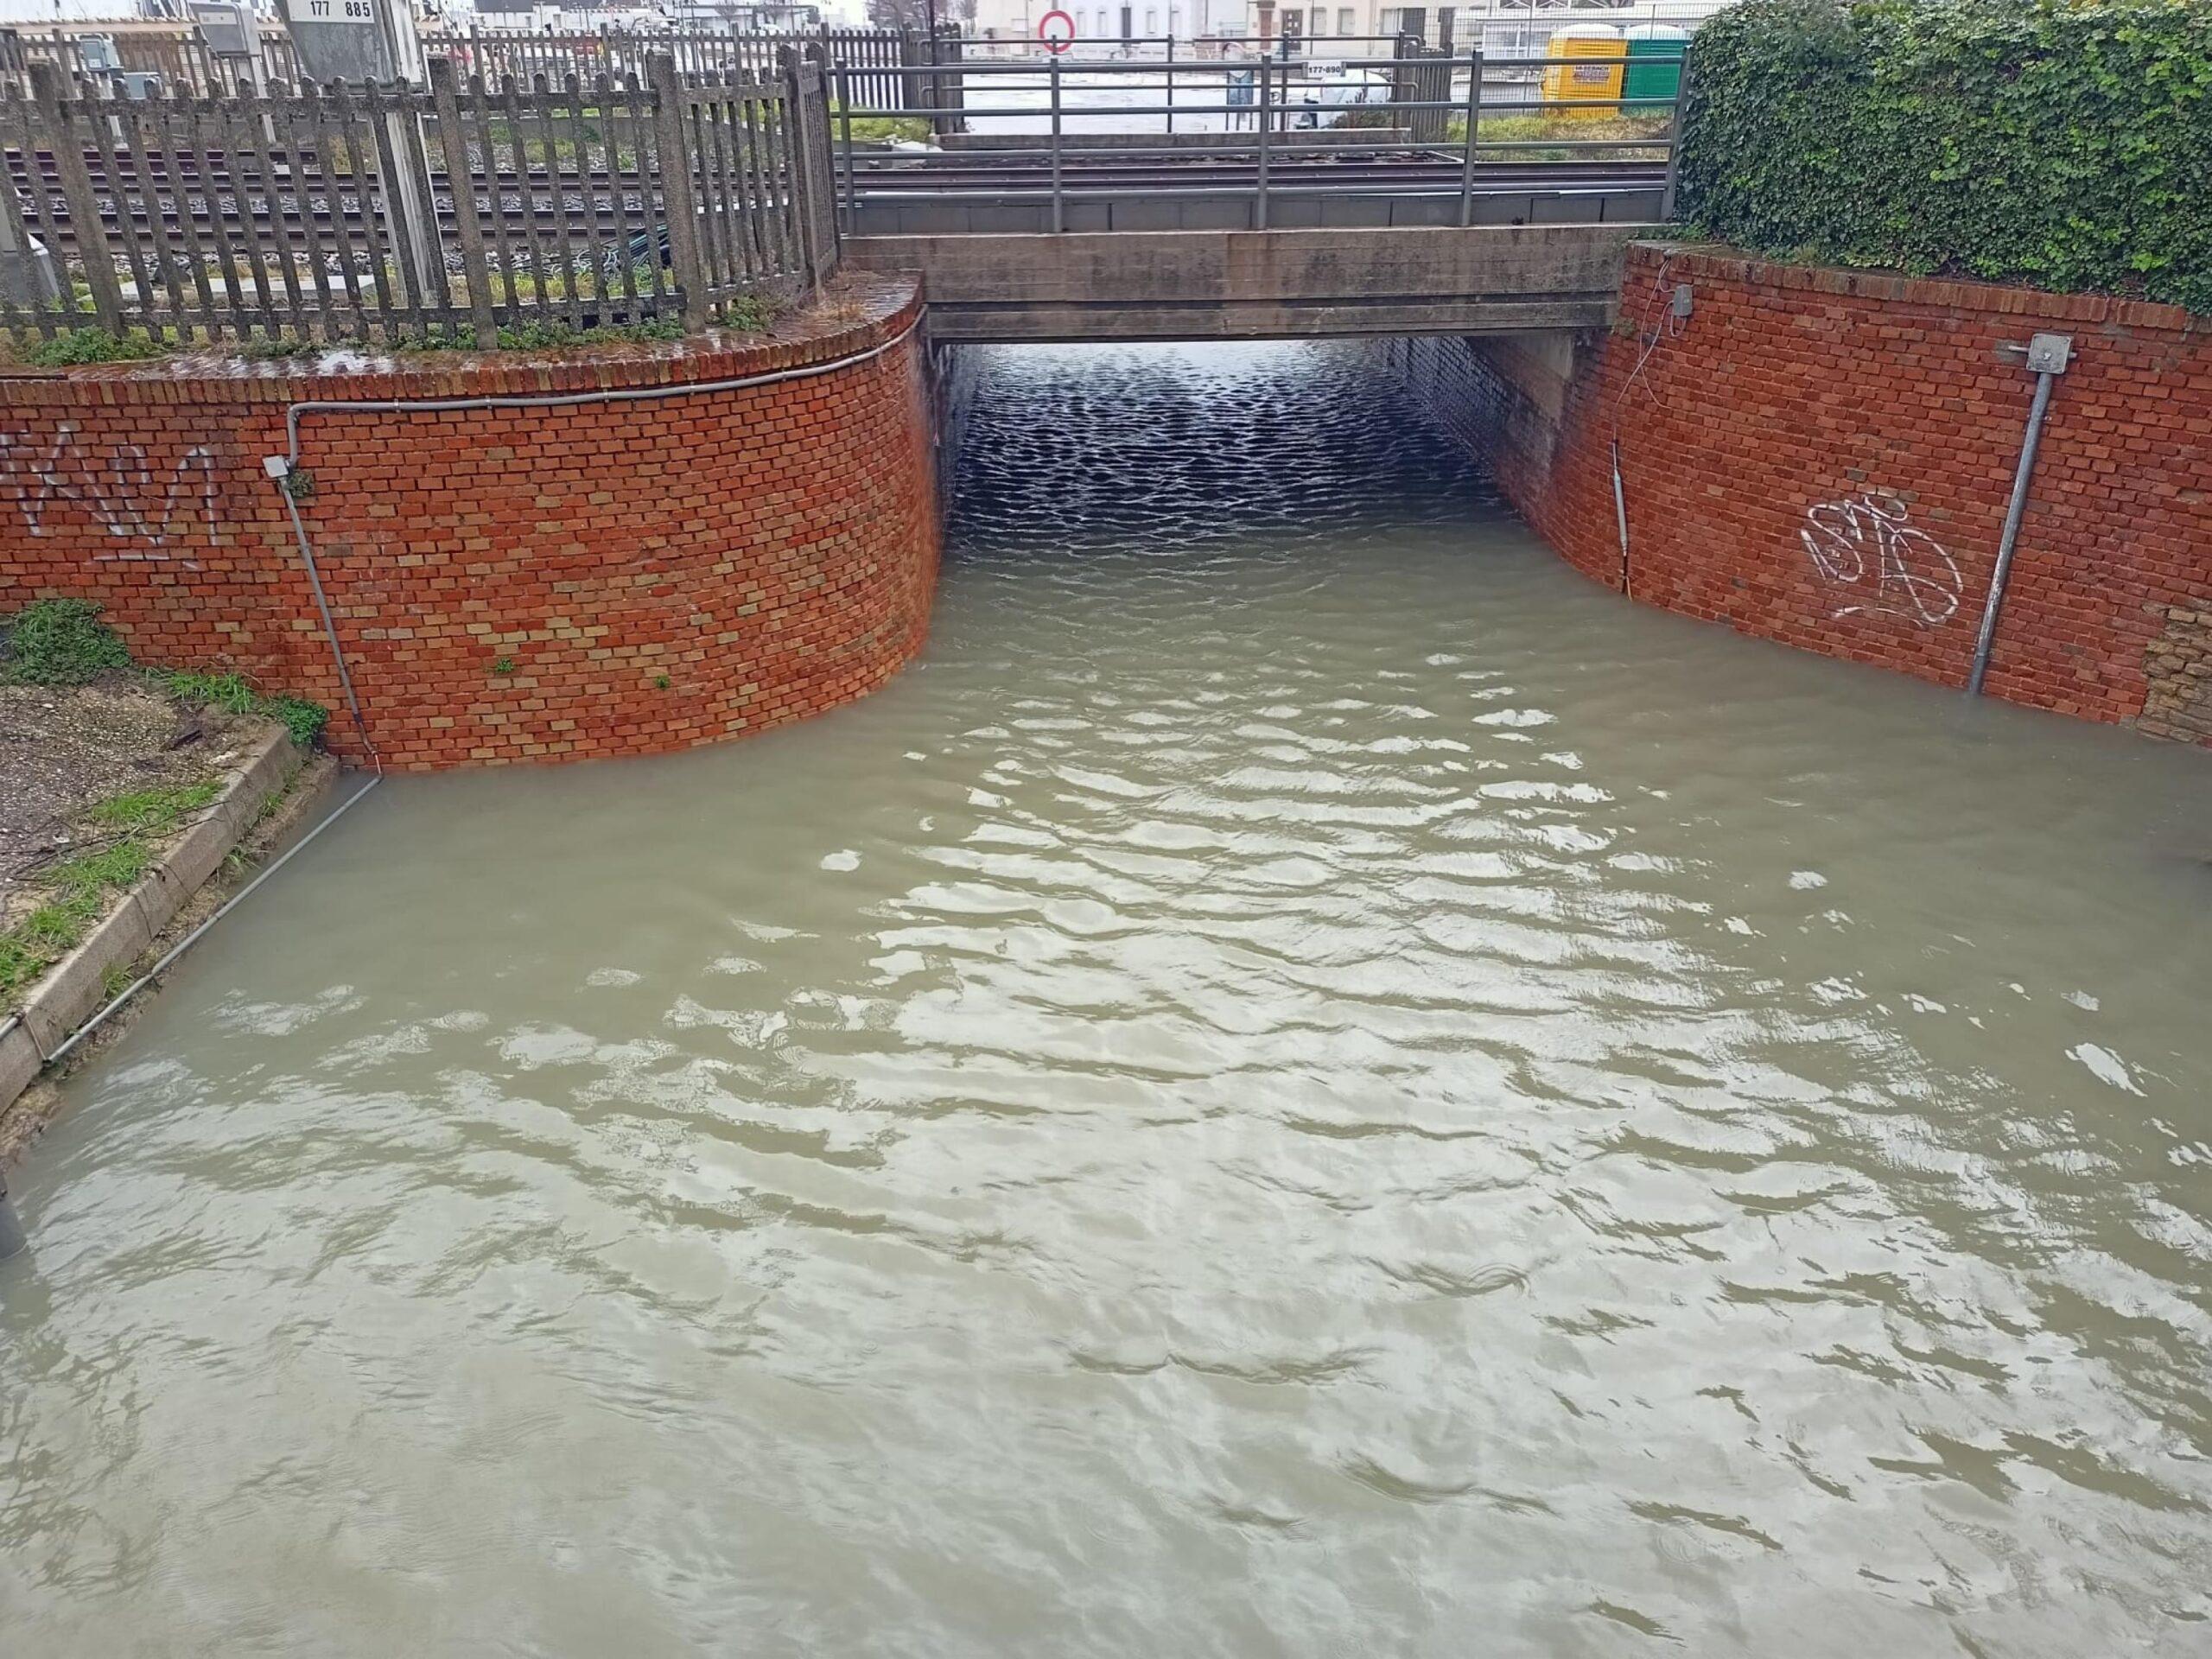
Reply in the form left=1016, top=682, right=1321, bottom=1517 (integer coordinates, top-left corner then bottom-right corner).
left=1676, top=0, right=2212, bottom=312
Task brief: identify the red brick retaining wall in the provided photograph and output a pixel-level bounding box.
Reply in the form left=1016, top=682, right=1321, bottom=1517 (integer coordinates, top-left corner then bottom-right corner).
left=1389, top=247, right=2212, bottom=745
left=0, top=278, right=940, bottom=769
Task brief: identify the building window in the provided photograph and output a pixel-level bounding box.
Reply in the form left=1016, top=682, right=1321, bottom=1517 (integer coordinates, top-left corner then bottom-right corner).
left=1337, top=7, right=1353, bottom=33
left=1145, top=8, right=1158, bottom=32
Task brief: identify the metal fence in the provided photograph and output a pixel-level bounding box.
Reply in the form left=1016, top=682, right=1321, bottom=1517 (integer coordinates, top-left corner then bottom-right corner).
left=2, top=22, right=958, bottom=119
left=829, top=43, right=1688, bottom=235
left=1, top=23, right=301, bottom=99
left=0, top=52, right=836, bottom=350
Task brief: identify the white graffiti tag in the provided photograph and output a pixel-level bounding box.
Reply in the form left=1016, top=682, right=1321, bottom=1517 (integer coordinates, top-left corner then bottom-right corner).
left=1799, top=492, right=1962, bottom=627
left=1, top=425, right=218, bottom=563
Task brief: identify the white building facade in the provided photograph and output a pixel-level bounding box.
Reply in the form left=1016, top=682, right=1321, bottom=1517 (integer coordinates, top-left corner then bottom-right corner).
left=965, top=0, right=1727, bottom=49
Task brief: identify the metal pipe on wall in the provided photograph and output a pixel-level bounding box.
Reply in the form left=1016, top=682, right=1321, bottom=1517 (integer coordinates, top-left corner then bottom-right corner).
left=1969, top=332, right=2073, bottom=698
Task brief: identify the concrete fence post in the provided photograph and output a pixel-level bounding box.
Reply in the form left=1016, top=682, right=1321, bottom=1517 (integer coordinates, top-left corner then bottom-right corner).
left=781, top=46, right=827, bottom=300
left=646, top=52, right=709, bottom=333
left=29, top=60, right=124, bottom=334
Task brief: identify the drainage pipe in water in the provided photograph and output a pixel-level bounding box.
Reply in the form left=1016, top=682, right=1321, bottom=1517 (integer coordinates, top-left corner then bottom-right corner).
left=1968, top=332, right=2073, bottom=698
left=42, top=771, right=385, bottom=1073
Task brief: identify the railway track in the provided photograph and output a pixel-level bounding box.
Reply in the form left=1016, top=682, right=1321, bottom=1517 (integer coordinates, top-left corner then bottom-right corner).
left=5, top=147, right=1664, bottom=256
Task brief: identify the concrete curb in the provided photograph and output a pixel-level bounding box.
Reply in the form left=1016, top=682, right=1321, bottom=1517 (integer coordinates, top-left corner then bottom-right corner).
left=0, top=724, right=305, bottom=1116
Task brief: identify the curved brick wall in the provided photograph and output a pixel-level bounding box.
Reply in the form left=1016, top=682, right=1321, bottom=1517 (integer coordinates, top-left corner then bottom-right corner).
left=0, top=277, right=939, bottom=768
left=1389, top=248, right=2212, bottom=746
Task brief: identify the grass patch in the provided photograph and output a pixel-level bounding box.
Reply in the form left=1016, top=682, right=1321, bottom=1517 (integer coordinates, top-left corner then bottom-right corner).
left=85, top=779, right=224, bottom=832
left=395, top=316, right=688, bottom=353
left=721, top=293, right=778, bottom=333
left=3, top=602, right=331, bottom=745
left=21, top=327, right=169, bottom=367
left=2, top=599, right=133, bottom=685
left=234, top=334, right=321, bottom=360
left=1452, top=111, right=1674, bottom=162
left=0, top=777, right=220, bottom=1007
left=833, top=104, right=932, bottom=144
left=162, top=670, right=329, bottom=747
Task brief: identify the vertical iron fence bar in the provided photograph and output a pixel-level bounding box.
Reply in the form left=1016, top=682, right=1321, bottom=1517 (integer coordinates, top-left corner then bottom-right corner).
left=645, top=53, right=706, bottom=332
left=429, top=57, right=495, bottom=346
left=30, top=61, right=124, bottom=332
left=836, top=60, right=855, bottom=230
left=1165, top=35, right=1173, bottom=135
left=1048, top=55, right=1062, bottom=235
left=1255, top=57, right=1270, bottom=231
left=1458, top=46, right=1480, bottom=227
left=1660, top=47, right=1691, bottom=224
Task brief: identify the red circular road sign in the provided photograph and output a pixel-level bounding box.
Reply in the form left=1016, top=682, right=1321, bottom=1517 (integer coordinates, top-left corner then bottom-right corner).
left=1039, top=9, right=1075, bottom=52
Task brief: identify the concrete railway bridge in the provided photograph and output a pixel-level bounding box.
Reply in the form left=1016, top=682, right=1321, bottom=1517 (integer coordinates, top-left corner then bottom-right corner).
left=830, top=46, right=1678, bottom=342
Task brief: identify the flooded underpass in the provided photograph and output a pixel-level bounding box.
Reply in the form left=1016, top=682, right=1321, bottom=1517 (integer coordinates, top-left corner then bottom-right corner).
left=4, top=343, right=2210, bottom=1655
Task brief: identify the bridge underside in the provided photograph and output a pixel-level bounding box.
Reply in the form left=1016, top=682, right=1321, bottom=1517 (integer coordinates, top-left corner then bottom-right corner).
left=843, top=225, right=1647, bottom=343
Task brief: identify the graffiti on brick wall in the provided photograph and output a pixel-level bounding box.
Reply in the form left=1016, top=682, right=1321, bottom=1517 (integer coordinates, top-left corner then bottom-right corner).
left=1798, top=491, right=1962, bottom=626
left=0, top=424, right=219, bottom=564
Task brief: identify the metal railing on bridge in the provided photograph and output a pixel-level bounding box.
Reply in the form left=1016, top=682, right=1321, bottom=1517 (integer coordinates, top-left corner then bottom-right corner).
left=0, top=52, right=837, bottom=351
left=826, top=40, right=1690, bottom=236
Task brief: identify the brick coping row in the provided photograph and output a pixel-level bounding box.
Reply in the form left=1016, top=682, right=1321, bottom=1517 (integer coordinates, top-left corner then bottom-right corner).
left=0, top=273, right=925, bottom=410
left=1633, top=241, right=2210, bottom=336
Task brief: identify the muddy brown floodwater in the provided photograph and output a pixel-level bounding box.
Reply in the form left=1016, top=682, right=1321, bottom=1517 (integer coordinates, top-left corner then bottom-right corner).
left=3, top=344, right=2210, bottom=1656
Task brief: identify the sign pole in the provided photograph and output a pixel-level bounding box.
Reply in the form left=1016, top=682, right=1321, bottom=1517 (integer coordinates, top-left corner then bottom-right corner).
left=277, top=0, right=442, bottom=300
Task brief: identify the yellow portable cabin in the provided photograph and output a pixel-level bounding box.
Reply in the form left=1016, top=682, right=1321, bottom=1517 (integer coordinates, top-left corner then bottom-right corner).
left=1540, top=25, right=1626, bottom=118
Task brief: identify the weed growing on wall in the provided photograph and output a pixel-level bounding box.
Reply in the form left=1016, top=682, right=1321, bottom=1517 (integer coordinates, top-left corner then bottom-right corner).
left=1678, top=0, right=2212, bottom=310
left=1, top=599, right=133, bottom=683
left=3, top=601, right=328, bottom=745
left=161, top=671, right=330, bottom=747
left=18, top=328, right=168, bottom=367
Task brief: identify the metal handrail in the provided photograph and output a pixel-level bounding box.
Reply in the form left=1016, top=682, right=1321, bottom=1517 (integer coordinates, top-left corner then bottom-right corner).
left=829, top=41, right=1690, bottom=238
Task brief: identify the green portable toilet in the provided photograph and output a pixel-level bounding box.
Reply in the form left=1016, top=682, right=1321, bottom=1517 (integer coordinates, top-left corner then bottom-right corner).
left=1623, top=23, right=1688, bottom=114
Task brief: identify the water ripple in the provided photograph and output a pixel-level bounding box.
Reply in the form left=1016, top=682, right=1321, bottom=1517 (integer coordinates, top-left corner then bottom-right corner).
left=3, top=341, right=2209, bottom=1656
